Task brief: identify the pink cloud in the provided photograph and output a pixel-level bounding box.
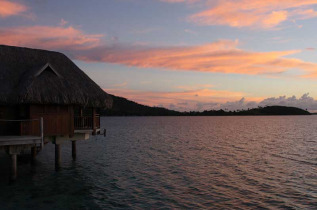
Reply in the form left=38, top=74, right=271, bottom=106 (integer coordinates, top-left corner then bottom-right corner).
left=306, top=47, right=315, bottom=51
left=185, top=0, right=317, bottom=29
left=1, top=24, right=316, bottom=77
left=104, top=87, right=250, bottom=111
left=0, top=25, right=103, bottom=50
left=76, top=40, right=317, bottom=76
left=59, top=19, right=68, bottom=26
left=0, top=0, right=28, bottom=18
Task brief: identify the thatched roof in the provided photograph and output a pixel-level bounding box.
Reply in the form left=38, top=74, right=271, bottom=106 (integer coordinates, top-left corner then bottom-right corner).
left=0, top=45, right=112, bottom=108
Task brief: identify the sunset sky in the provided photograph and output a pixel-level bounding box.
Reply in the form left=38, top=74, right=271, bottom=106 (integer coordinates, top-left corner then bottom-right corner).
left=1, top=0, right=317, bottom=111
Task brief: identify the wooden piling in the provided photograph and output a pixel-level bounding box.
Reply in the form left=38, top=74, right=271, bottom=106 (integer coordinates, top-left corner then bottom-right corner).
left=55, top=144, right=61, bottom=170
left=10, top=154, right=17, bottom=181
left=72, top=141, right=76, bottom=160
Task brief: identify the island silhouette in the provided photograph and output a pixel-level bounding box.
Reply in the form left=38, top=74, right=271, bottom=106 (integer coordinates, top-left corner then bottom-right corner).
left=101, top=94, right=311, bottom=116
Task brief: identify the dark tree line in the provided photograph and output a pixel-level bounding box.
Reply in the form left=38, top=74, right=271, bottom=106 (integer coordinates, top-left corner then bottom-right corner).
left=101, top=95, right=311, bottom=116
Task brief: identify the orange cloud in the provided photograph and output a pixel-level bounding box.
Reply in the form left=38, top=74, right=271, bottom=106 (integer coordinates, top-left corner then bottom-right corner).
left=187, top=0, right=317, bottom=29
left=0, top=0, right=28, bottom=18
left=76, top=40, right=317, bottom=76
left=1, top=24, right=316, bottom=77
left=104, top=87, right=251, bottom=111
left=0, top=25, right=103, bottom=50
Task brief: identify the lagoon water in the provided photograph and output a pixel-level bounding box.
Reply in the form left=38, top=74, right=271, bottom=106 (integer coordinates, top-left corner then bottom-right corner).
left=0, top=116, right=316, bottom=209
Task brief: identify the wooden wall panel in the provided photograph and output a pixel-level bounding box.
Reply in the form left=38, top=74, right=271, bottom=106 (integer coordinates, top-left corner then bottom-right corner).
left=30, top=105, right=72, bottom=137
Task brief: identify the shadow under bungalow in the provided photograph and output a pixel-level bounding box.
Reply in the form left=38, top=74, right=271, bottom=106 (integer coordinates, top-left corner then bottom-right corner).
left=0, top=45, right=112, bottom=181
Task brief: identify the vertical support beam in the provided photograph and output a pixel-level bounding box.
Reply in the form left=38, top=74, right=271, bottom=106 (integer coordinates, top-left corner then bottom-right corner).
left=10, top=154, right=17, bottom=182
left=69, top=106, right=74, bottom=137
left=72, top=141, right=76, bottom=160
left=31, top=147, right=37, bottom=163
left=55, top=144, right=61, bottom=170
left=80, top=107, right=84, bottom=129
left=80, top=107, right=83, bottom=117
left=92, top=108, right=96, bottom=135
left=40, top=117, right=44, bottom=149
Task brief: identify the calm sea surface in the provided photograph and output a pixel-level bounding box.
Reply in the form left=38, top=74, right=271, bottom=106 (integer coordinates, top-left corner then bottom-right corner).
left=0, top=116, right=316, bottom=209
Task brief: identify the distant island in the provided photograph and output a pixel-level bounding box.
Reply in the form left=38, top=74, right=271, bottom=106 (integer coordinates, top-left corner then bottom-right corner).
left=101, top=94, right=311, bottom=116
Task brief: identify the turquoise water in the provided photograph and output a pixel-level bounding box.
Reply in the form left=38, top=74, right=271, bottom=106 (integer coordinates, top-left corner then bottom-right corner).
left=0, top=116, right=316, bottom=209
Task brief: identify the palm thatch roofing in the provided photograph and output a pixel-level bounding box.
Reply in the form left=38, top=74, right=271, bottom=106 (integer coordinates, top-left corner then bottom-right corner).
left=0, top=45, right=112, bottom=108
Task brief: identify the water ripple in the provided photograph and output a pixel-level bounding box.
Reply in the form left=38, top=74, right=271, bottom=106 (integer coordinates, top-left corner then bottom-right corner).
left=0, top=116, right=316, bottom=209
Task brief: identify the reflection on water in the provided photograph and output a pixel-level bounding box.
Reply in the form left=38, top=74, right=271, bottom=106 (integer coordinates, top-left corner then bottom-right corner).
left=0, top=116, right=316, bottom=209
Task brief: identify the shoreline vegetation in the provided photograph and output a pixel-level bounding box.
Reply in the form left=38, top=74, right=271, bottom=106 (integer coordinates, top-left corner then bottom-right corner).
left=101, top=94, right=311, bottom=116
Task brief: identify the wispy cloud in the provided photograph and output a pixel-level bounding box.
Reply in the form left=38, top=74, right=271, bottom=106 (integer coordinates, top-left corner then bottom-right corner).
left=176, top=84, right=213, bottom=90
left=0, top=24, right=103, bottom=50
left=162, top=0, right=317, bottom=29
left=269, top=37, right=291, bottom=44
left=104, top=87, right=249, bottom=112
left=1, top=24, right=317, bottom=77
left=306, top=47, right=315, bottom=51
left=0, top=0, right=29, bottom=18
left=111, top=82, right=128, bottom=88
left=76, top=40, right=317, bottom=77
left=184, top=28, right=198, bottom=35
left=59, top=19, right=68, bottom=26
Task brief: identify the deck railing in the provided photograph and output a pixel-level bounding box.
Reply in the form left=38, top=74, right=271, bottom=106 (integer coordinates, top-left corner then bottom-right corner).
left=74, top=115, right=100, bottom=130
left=0, top=118, right=44, bottom=148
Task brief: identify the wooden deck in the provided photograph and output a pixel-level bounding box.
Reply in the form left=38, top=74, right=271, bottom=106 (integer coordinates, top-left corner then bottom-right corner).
left=0, top=136, right=42, bottom=146
left=74, top=128, right=100, bottom=134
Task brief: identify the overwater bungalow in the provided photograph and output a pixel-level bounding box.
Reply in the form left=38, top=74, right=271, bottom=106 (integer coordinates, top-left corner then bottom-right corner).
left=0, top=45, right=112, bottom=181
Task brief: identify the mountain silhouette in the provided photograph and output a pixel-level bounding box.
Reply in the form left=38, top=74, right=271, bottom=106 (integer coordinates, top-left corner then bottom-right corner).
left=101, top=94, right=311, bottom=116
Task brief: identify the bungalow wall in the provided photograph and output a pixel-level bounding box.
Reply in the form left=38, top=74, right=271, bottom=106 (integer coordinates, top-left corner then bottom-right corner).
left=0, top=105, right=99, bottom=137
left=29, top=105, right=74, bottom=137
left=0, top=105, right=74, bottom=137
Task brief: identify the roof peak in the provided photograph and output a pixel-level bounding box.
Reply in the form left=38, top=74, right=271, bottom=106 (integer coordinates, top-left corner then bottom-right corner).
left=34, top=63, right=63, bottom=78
